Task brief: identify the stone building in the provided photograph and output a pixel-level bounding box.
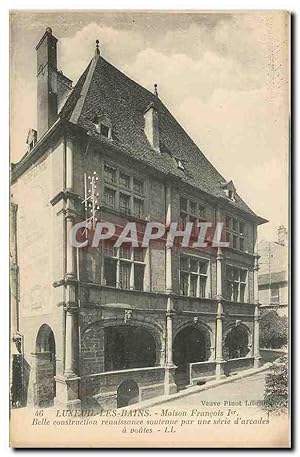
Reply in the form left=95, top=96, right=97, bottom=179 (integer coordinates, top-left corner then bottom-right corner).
left=10, top=28, right=267, bottom=409
left=258, top=226, right=288, bottom=317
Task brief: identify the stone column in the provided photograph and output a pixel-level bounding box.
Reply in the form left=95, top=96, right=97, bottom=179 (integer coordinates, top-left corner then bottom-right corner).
left=165, top=183, right=173, bottom=294
left=64, top=307, right=77, bottom=377
left=253, top=304, right=262, bottom=367
left=253, top=230, right=262, bottom=367
left=215, top=247, right=226, bottom=379
left=65, top=136, right=76, bottom=279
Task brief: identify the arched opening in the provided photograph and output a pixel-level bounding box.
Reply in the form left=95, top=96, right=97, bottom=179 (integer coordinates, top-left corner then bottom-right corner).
left=35, top=324, right=56, bottom=407
left=104, top=326, right=156, bottom=371
left=224, top=325, right=249, bottom=360
left=117, top=379, right=139, bottom=408
left=173, top=325, right=211, bottom=390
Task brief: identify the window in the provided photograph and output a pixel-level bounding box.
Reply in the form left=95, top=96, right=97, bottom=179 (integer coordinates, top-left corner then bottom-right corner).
left=104, top=164, right=116, bottom=183
left=176, top=159, right=185, bottom=171
left=104, top=187, right=115, bottom=209
left=100, top=124, right=110, bottom=138
left=179, top=255, right=209, bottom=298
left=119, top=262, right=131, bottom=289
left=226, top=266, right=247, bottom=303
left=133, top=178, right=143, bottom=194
left=103, top=163, right=145, bottom=218
left=120, top=172, right=130, bottom=189
left=271, top=286, right=279, bottom=304
left=120, top=193, right=131, bottom=214
left=103, top=245, right=145, bottom=291
left=179, top=197, right=207, bottom=229
left=133, top=198, right=144, bottom=219
left=225, top=217, right=246, bottom=252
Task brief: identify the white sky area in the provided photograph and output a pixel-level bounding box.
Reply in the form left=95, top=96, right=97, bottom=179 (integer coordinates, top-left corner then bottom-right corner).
left=10, top=11, right=289, bottom=242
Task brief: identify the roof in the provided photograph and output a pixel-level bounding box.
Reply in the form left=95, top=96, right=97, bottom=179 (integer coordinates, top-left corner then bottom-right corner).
left=18, top=51, right=267, bottom=222
left=258, top=271, right=288, bottom=286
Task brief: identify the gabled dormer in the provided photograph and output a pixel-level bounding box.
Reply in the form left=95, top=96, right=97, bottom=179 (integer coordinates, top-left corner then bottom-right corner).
left=143, top=101, right=160, bottom=153
left=92, top=113, right=112, bottom=139
left=221, top=180, right=236, bottom=202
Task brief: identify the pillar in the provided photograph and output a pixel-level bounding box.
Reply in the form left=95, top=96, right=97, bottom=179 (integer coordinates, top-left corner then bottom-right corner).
left=253, top=304, right=262, bottom=367
left=165, top=183, right=173, bottom=294
left=215, top=247, right=226, bottom=379
left=64, top=307, right=77, bottom=377
left=215, top=302, right=226, bottom=379
left=253, top=230, right=262, bottom=367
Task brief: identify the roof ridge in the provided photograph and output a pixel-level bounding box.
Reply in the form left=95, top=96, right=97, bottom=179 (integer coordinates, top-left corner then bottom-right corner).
left=69, top=55, right=100, bottom=125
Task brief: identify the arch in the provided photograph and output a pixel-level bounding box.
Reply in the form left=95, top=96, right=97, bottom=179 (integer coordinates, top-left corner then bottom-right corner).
left=223, top=323, right=250, bottom=360
left=104, top=325, right=157, bottom=371
left=117, top=379, right=139, bottom=408
left=36, top=324, right=56, bottom=355
left=34, top=324, right=56, bottom=407
left=82, top=317, right=164, bottom=353
left=173, top=324, right=212, bottom=390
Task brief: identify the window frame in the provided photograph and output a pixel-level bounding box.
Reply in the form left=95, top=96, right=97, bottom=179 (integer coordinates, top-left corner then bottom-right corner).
left=226, top=265, right=248, bottom=303
left=103, top=241, right=146, bottom=291
left=179, top=254, right=210, bottom=298
left=225, top=216, right=246, bottom=252
left=102, top=162, right=146, bottom=219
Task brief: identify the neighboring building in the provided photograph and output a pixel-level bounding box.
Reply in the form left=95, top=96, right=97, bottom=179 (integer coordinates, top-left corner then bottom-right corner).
left=10, top=28, right=267, bottom=409
left=258, top=226, right=288, bottom=316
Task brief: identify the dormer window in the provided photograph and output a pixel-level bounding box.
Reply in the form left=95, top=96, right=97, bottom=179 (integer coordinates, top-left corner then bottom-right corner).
left=26, top=128, right=37, bottom=152
left=100, top=124, right=110, bottom=138
left=93, top=114, right=112, bottom=139
left=221, top=180, right=236, bottom=202
left=177, top=159, right=185, bottom=171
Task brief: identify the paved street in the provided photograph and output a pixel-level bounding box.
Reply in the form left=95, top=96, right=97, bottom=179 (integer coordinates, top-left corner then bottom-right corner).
left=155, top=371, right=267, bottom=409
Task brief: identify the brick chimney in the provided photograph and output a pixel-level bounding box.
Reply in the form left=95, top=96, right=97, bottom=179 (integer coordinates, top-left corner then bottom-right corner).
left=277, top=225, right=287, bottom=246
left=36, top=27, right=59, bottom=138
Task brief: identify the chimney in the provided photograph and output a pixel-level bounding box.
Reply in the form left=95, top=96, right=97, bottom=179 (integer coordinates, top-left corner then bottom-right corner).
left=277, top=225, right=287, bottom=246
left=36, top=27, right=58, bottom=139
left=143, top=102, right=160, bottom=152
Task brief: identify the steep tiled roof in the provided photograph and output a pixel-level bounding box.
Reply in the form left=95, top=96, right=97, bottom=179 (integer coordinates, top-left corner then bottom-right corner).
left=60, top=55, right=264, bottom=221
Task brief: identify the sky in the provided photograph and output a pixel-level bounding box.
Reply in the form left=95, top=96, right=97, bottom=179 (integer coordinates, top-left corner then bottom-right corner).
left=10, top=11, right=290, bottom=242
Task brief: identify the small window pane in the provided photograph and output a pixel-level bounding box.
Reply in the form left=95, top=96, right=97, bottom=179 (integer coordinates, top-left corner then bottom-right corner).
left=120, top=193, right=131, bottom=214
left=180, top=273, right=189, bottom=295
left=133, top=198, right=144, bottom=219
left=103, top=240, right=116, bottom=257
left=104, top=258, right=117, bottom=287
left=134, top=264, right=144, bottom=291
left=200, top=277, right=207, bottom=298
left=226, top=216, right=231, bottom=229
left=190, top=201, right=196, bottom=214
left=100, top=124, right=110, bottom=138
left=180, top=256, right=189, bottom=271
left=199, top=262, right=208, bottom=275
left=120, top=172, right=130, bottom=188
left=233, top=283, right=239, bottom=302
left=239, top=222, right=245, bottom=235
left=134, top=248, right=144, bottom=262
left=233, top=219, right=239, bottom=232
left=133, top=178, right=143, bottom=194
left=190, top=259, right=198, bottom=273
left=239, top=238, right=244, bottom=251
left=240, top=270, right=247, bottom=283
left=120, top=244, right=131, bottom=259
left=190, top=275, right=198, bottom=297
left=199, top=206, right=206, bottom=219
left=119, top=262, right=131, bottom=289
left=233, top=235, right=238, bottom=249
left=240, top=284, right=246, bottom=303
left=104, top=164, right=116, bottom=183
left=104, top=187, right=115, bottom=209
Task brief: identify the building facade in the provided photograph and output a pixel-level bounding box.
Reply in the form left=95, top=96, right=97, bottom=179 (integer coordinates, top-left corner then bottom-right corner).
left=10, top=28, right=267, bottom=410
left=258, top=226, right=288, bottom=317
